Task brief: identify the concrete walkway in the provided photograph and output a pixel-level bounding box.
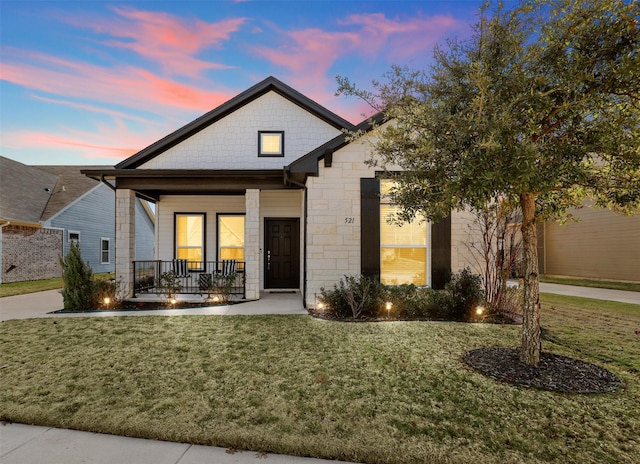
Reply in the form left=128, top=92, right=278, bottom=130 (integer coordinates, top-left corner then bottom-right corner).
left=538, top=282, right=640, bottom=305
left=0, top=290, right=307, bottom=322
left=0, top=423, right=338, bottom=464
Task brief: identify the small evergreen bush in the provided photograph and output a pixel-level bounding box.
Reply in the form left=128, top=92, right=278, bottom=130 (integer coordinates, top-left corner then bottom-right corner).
left=443, top=268, right=486, bottom=321
left=60, top=242, right=95, bottom=310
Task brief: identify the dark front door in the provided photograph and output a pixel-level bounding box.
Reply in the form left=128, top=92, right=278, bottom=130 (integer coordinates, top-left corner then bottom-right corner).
left=265, top=218, right=300, bottom=289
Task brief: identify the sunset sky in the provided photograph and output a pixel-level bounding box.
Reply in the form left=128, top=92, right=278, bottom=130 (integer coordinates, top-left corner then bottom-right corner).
left=1, top=0, right=494, bottom=166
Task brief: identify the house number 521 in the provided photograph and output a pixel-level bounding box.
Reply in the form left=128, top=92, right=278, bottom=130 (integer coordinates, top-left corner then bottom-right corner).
left=344, top=217, right=355, bottom=224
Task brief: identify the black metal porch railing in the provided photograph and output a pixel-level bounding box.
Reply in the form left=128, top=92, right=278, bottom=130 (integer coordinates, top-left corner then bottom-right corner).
left=132, top=260, right=246, bottom=299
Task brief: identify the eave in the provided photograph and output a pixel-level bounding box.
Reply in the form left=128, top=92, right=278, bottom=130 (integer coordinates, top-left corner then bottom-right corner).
left=81, top=169, right=292, bottom=201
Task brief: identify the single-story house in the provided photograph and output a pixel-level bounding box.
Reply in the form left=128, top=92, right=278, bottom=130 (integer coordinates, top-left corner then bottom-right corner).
left=0, top=156, right=155, bottom=283
left=83, top=76, right=480, bottom=307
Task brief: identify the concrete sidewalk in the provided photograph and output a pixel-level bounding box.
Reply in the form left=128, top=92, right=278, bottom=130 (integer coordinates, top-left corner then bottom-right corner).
left=0, top=423, right=339, bottom=464
left=538, top=282, right=640, bottom=305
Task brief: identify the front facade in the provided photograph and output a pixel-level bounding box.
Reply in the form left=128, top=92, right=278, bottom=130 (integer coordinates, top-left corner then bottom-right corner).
left=87, top=77, right=478, bottom=306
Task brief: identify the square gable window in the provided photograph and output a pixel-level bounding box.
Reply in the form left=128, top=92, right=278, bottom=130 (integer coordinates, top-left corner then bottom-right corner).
left=258, top=131, right=284, bottom=157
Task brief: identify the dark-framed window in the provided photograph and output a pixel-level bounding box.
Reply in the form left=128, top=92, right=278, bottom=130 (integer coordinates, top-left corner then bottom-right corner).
left=258, top=131, right=284, bottom=157
left=175, top=213, right=205, bottom=270
left=217, top=213, right=245, bottom=264
left=68, top=230, right=80, bottom=244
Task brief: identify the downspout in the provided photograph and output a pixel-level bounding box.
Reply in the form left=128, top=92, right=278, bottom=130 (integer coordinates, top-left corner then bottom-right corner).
left=100, top=175, right=116, bottom=191
left=284, top=168, right=308, bottom=308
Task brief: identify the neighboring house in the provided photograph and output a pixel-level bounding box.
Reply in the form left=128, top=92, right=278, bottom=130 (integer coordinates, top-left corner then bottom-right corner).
left=540, top=205, right=640, bottom=282
left=84, top=76, right=479, bottom=307
left=0, top=156, right=155, bottom=284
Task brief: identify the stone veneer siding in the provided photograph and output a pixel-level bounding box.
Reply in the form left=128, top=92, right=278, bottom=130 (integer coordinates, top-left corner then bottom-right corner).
left=303, top=137, right=482, bottom=307
left=115, top=189, right=136, bottom=298
left=1, top=225, right=62, bottom=283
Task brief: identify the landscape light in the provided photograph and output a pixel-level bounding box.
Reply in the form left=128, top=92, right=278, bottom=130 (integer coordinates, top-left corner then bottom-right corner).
left=385, top=301, right=393, bottom=319
left=103, top=297, right=111, bottom=309
left=476, top=305, right=485, bottom=316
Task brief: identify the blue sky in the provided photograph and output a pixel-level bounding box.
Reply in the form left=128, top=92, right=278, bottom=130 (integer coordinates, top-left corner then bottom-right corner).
left=1, top=0, right=489, bottom=166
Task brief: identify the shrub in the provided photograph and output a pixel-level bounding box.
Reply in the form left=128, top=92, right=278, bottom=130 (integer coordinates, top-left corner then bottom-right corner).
left=60, top=242, right=94, bottom=311
left=443, top=268, right=486, bottom=321
left=319, top=275, right=385, bottom=319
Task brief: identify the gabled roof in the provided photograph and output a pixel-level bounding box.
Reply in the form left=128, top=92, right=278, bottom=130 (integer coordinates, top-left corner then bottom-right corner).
left=0, top=156, right=58, bottom=224
left=287, top=112, right=385, bottom=179
left=116, top=76, right=355, bottom=170
left=37, top=165, right=112, bottom=221
left=0, top=156, right=112, bottom=224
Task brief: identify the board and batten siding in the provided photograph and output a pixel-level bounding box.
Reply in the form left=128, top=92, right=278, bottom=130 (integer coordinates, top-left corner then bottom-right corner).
left=543, top=206, right=640, bottom=282
left=138, top=91, right=343, bottom=170
left=156, top=195, right=246, bottom=262
left=48, top=183, right=116, bottom=274
left=135, top=200, right=155, bottom=261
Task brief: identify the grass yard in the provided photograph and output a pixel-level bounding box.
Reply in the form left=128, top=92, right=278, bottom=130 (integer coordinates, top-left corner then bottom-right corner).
left=1, top=297, right=639, bottom=464
left=0, top=277, right=63, bottom=298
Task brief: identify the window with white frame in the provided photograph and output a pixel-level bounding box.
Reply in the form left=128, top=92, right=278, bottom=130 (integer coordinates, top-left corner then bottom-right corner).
left=258, top=131, right=284, bottom=157
left=100, top=238, right=110, bottom=264
left=175, top=213, right=205, bottom=270
left=380, top=180, right=429, bottom=286
left=68, top=230, right=80, bottom=244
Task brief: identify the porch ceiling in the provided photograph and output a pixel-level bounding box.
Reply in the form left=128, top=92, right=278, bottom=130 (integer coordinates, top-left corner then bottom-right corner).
left=82, top=169, right=294, bottom=200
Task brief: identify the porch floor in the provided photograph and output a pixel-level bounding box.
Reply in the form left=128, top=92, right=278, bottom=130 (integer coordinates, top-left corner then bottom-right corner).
left=124, top=291, right=306, bottom=316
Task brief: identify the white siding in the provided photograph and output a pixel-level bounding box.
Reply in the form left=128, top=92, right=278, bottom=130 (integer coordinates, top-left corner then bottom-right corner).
left=140, top=91, right=343, bottom=170
left=157, top=195, right=246, bottom=261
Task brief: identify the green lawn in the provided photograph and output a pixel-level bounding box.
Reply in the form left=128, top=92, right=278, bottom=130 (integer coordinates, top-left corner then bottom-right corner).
left=0, top=297, right=638, bottom=464
left=0, top=273, right=114, bottom=298
left=0, top=277, right=63, bottom=298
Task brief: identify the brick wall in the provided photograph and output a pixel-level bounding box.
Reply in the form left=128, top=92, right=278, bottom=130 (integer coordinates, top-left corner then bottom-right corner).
left=1, top=225, right=62, bottom=283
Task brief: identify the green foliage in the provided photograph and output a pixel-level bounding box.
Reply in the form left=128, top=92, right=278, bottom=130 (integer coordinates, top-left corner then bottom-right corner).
left=318, top=270, right=485, bottom=322
left=158, top=271, right=183, bottom=300
left=443, top=268, right=486, bottom=321
left=60, top=242, right=94, bottom=311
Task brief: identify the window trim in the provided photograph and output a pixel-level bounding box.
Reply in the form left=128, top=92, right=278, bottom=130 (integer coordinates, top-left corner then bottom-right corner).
left=217, top=213, right=246, bottom=265
left=258, top=131, right=284, bottom=157
left=100, top=237, right=111, bottom=264
left=174, top=212, right=206, bottom=271
left=68, top=230, right=81, bottom=244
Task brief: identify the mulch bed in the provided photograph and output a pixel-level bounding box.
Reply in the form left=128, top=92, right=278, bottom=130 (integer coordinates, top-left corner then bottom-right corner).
left=463, top=347, right=622, bottom=393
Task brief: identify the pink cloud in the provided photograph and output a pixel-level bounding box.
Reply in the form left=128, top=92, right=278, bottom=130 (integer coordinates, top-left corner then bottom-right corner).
left=252, top=12, right=464, bottom=121
left=66, top=7, right=247, bottom=78
left=1, top=47, right=234, bottom=114
left=2, top=121, right=164, bottom=161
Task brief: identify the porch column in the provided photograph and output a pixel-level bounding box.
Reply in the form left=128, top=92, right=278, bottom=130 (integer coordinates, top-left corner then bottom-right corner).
left=245, top=189, right=260, bottom=300
left=115, top=189, right=136, bottom=299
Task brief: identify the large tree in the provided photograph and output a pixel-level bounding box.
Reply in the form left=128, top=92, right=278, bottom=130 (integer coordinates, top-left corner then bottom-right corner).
left=338, top=0, right=640, bottom=365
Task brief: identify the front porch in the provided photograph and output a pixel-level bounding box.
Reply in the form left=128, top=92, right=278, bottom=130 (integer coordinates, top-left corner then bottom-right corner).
left=132, top=260, right=246, bottom=300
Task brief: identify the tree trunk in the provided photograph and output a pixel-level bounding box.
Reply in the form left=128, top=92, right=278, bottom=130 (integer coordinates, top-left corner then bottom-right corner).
left=519, top=193, right=541, bottom=366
